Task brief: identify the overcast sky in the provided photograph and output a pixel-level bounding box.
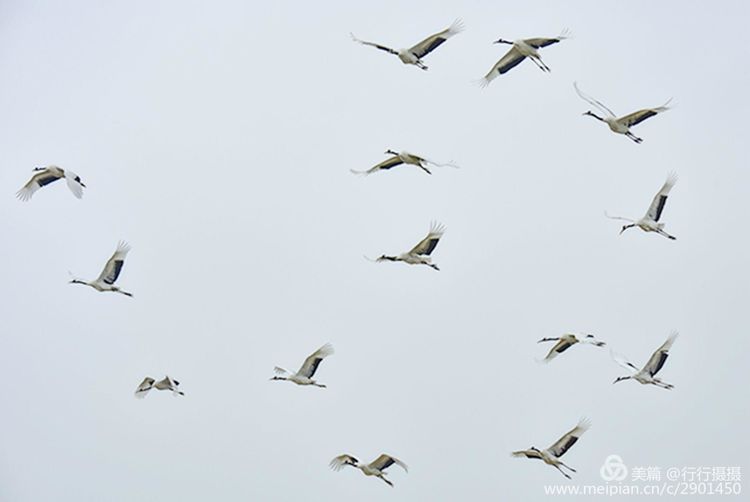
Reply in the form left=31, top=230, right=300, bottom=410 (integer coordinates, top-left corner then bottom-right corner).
left=1, top=1, right=748, bottom=500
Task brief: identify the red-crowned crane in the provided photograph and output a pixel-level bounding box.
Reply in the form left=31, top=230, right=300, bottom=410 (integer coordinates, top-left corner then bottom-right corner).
left=16, top=165, right=85, bottom=201
left=330, top=453, right=408, bottom=487
left=351, top=19, right=463, bottom=70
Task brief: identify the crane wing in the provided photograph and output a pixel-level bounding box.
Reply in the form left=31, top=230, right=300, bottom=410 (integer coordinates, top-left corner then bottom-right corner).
left=408, top=222, right=445, bottom=256
left=297, top=343, right=334, bottom=378
left=96, top=241, right=131, bottom=285
left=573, top=82, right=616, bottom=118
left=134, top=377, right=155, bottom=399
left=408, top=19, right=463, bottom=59
left=351, top=155, right=404, bottom=176
left=547, top=418, right=590, bottom=458
left=16, top=169, right=62, bottom=201
left=643, top=332, right=678, bottom=377
left=512, top=449, right=544, bottom=460
left=611, top=350, right=640, bottom=373
left=645, top=173, right=677, bottom=222
left=542, top=338, right=574, bottom=362
left=369, top=454, right=408, bottom=473
left=350, top=33, right=398, bottom=55
left=63, top=170, right=85, bottom=199
left=330, top=454, right=359, bottom=471
left=524, top=29, right=570, bottom=49
left=618, top=101, right=671, bottom=127
left=480, top=46, right=525, bottom=86
left=581, top=334, right=606, bottom=347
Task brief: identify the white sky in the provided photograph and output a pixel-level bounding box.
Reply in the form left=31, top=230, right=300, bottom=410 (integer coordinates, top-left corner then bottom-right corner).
left=1, top=1, right=748, bottom=500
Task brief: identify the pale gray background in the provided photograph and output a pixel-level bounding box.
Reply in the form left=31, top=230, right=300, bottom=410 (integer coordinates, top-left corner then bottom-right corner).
left=1, top=1, right=748, bottom=500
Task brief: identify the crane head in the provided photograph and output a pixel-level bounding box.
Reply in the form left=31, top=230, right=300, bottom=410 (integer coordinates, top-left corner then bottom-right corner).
left=493, top=38, right=513, bottom=45
left=384, top=149, right=398, bottom=156
left=613, top=376, right=630, bottom=385
left=619, top=223, right=635, bottom=235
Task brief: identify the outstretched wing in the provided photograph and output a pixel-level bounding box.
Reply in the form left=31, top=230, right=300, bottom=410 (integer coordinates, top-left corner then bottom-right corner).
left=408, top=19, right=463, bottom=59
left=369, top=454, right=408, bottom=473
left=512, top=449, right=543, bottom=460
left=542, top=338, right=575, bottom=362
left=618, top=100, right=671, bottom=127
left=581, top=334, right=606, bottom=347
left=524, top=29, right=570, bottom=49
left=643, top=332, right=678, bottom=377
left=330, top=454, right=359, bottom=471
left=547, top=418, right=591, bottom=458
left=351, top=156, right=404, bottom=176
left=480, top=46, right=525, bottom=86
left=63, top=170, right=85, bottom=199
left=297, top=343, right=334, bottom=378
left=96, top=241, right=131, bottom=285
left=611, top=350, right=640, bottom=373
left=573, top=82, right=616, bottom=118
left=16, top=168, right=63, bottom=201
left=134, top=377, right=155, bottom=399
left=351, top=33, right=398, bottom=55
left=645, top=173, right=677, bottom=222
left=408, top=222, right=445, bottom=256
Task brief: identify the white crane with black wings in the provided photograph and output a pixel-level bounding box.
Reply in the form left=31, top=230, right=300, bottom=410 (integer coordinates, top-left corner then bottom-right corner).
left=613, top=332, right=678, bottom=389
left=351, top=150, right=457, bottom=176
left=512, top=419, right=591, bottom=479
left=537, top=333, right=606, bottom=363
left=575, top=82, right=671, bottom=143
left=330, top=453, right=408, bottom=487
left=371, top=222, right=445, bottom=270
left=480, top=30, right=570, bottom=86
left=351, top=19, right=463, bottom=70
left=134, top=376, right=184, bottom=398
left=69, top=241, right=133, bottom=297
left=16, top=165, right=86, bottom=201
left=270, top=343, right=334, bottom=388
left=607, top=174, right=678, bottom=240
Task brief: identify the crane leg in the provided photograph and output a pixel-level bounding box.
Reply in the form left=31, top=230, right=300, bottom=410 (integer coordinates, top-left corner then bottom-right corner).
left=554, top=465, right=572, bottom=479
left=626, top=132, right=643, bottom=144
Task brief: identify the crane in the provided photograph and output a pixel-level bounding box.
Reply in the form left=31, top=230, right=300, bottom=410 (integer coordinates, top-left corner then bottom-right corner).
left=16, top=165, right=86, bottom=201
left=574, top=82, right=671, bottom=143
left=537, top=333, right=606, bottom=362
left=351, top=19, right=463, bottom=70
left=69, top=241, right=134, bottom=297
left=134, top=376, right=184, bottom=398
left=512, top=418, right=590, bottom=479
left=480, top=30, right=570, bottom=86
left=606, top=173, right=678, bottom=240
left=351, top=149, right=457, bottom=176
left=370, top=222, right=445, bottom=270
left=270, top=343, right=334, bottom=387
left=612, top=332, right=678, bottom=389
left=330, top=453, right=408, bottom=487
